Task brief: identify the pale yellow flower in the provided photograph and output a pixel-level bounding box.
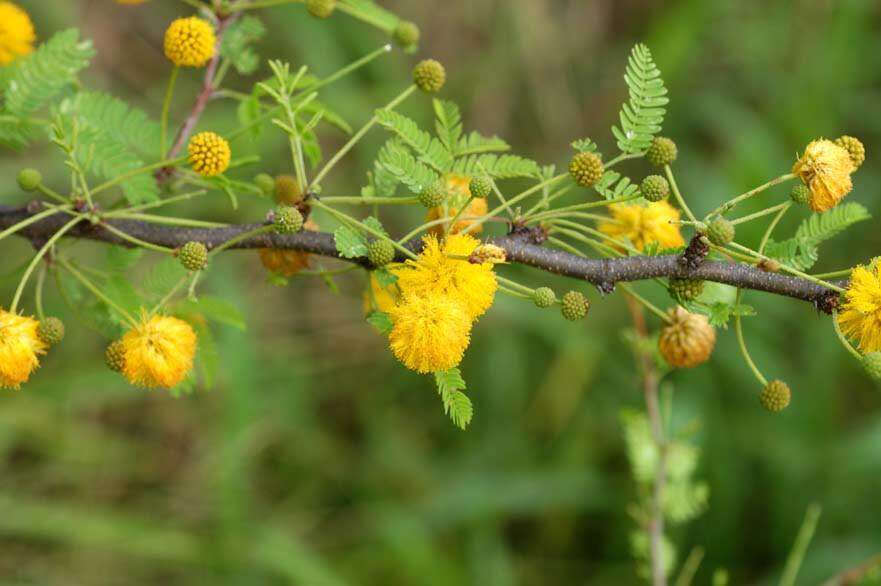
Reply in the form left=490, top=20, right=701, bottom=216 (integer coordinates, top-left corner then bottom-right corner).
left=792, top=139, right=855, bottom=213
left=597, top=201, right=685, bottom=251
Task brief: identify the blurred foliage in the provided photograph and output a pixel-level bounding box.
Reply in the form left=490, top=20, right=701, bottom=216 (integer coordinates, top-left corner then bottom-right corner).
left=2, top=0, right=881, bottom=584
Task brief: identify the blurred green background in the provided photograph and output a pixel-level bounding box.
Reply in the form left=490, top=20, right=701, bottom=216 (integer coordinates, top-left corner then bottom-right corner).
left=2, top=0, right=881, bottom=584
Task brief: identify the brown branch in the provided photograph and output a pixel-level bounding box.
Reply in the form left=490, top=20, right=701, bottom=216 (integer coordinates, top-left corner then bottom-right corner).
left=0, top=204, right=843, bottom=312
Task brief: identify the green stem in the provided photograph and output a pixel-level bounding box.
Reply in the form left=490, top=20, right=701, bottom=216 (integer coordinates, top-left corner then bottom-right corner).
left=100, top=223, right=175, bottom=254
left=36, top=184, right=69, bottom=205
left=311, top=199, right=417, bottom=260
left=160, top=66, right=179, bottom=159
left=320, top=196, right=418, bottom=205
left=665, top=164, right=698, bottom=224
left=209, top=225, right=273, bottom=256
left=498, top=285, right=532, bottom=301
left=108, top=212, right=227, bottom=229
left=706, top=173, right=796, bottom=219
left=730, top=202, right=791, bottom=226
left=336, top=0, right=394, bottom=32
left=619, top=283, right=671, bottom=323
left=461, top=173, right=568, bottom=235
left=831, top=310, right=862, bottom=360
left=733, top=289, right=767, bottom=386
left=758, top=202, right=792, bottom=255
left=103, top=190, right=208, bottom=216
left=496, top=275, right=534, bottom=295
left=10, top=217, right=83, bottom=313
left=811, top=268, right=853, bottom=279
left=527, top=192, right=641, bottom=223
left=91, top=157, right=187, bottom=196
left=229, top=0, right=302, bottom=11
left=35, top=266, right=47, bottom=320
left=780, top=504, right=822, bottom=586
left=57, top=258, right=139, bottom=327
left=605, top=152, right=644, bottom=168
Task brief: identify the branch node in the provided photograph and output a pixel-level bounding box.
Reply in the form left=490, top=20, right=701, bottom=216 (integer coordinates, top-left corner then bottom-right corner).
left=679, top=234, right=709, bottom=271
left=815, top=291, right=840, bottom=315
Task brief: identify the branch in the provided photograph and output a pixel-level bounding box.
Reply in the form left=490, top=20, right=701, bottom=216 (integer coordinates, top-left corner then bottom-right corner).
left=0, top=204, right=842, bottom=312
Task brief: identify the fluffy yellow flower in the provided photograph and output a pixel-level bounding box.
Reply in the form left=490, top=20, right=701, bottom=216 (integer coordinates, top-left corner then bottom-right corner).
left=389, top=295, right=472, bottom=373
left=188, top=131, right=230, bottom=177
left=425, top=174, right=488, bottom=235
left=838, top=262, right=881, bottom=353
left=120, top=314, right=197, bottom=389
left=164, top=16, right=215, bottom=67
left=0, top=308, right=46, bottom=389
left=395, top=233, right=498, bottom=319
left=792, top=139, right=855, bottom=213
left=597, top=201, right=685, bottom=251
left=0, top=2, right=35, bottom=66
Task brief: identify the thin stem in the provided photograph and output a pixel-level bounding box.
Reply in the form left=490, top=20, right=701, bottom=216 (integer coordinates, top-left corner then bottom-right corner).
left=605, top=151, right=644, bottom=168
left=320, top=196, right=418, bottom=205
left=160, top=66, right=179, bottom=159
left=10, top=217, right=83, bottom=313
left=103, top=190, right=208, bottom=215
left=311, top=85, right=417, bottom=188
left=36, top=184, right=69, bottom=205
left=91, top=157, right=187, bottom=196
left=780, top=504, right=822, bottom=586
left=496, top=275, right=534, bottom=295
left=665, top=165, right=697, bottom=224
left=733, top=289, right=767, bottom=386
left=462, top=173, right=568, bottom=235
left=35, top=265, right=47, bottom=320
left=674, top=547, right=705, bottom=586
left=498, top=285, right=531, bottom=301
left=832, top=310, right=862, bottom=360
left=57, top=258, right=139, bottom=327
left=620, top=283, right=671, bottom=323
left=311, top=198, right=417, bottom=260
left=528, top=192, right=641, bottom=223
left=445, top=194, right=475, bottom=234
left=209, top=225, right=273, bottom=256
left=811, top=268, right=853, bottom=279
left=396, top=214, right=484, bottom=245
left=728, top=242, right=844, bottom=292
left=229, top=0, right=302, bottom=11
left=100, top=223, right=175, bottom=254
left=706, top=173, right=796, bottom=219
left=108, top=212, right=227, bottom=229
left=759, top=202, right=792, bottom=254
left=730, top=202, right=791, bottom=226
left=151, top=275, right=189, bottom=315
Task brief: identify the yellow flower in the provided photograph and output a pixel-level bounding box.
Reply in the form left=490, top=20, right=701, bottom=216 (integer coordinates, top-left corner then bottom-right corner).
left=0, top=308, right=46, bottom=389
left=0, top=2, right=35, bottom=66
left=838, top=262, right=881, bottom=353
left=597, top=201, right=685, bottom=251
left=394, top=233, right=498, bottom=319
left=120, top=313, right=197, bottom=389
left=163, top=16, right=216, bottom=67
left=425, top=174, right=488, bottom=235
left=188, top=131, right=230, bottom=177
left=792, top=139, right=855, bottom=213
left=389, top=295, right=472, bottom=373
left=364, top=273, right=399, bottom=315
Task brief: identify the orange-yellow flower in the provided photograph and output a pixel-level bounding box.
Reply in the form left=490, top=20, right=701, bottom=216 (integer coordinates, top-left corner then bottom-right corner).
left=0, top=308, right=46, bottom=389
left=792, top=139, right=855, bottom=213
left=164, top=16, right=216, bottom=67
left=838, top=262, right=881, bottom=353
left=120, top=313, right=197, bottom=389
left=425, top=174, right=488, bottom=235
left=388, top=294, right=472, bottom=373
left=597, top=201, right=685, bottom=251
left=0, top=2, right=35, bottom=66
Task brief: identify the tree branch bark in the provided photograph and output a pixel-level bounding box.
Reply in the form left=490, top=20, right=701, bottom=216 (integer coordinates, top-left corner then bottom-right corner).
left=0, top=203, right=843, bottom=312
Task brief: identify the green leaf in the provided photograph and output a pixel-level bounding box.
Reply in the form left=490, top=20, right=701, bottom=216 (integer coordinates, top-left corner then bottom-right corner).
left=236, top=94, right=263, bottom=141
left=362, top=216, right=388, bottom=238
left=61, top=91, right=161, bottom=157
left=4, top=29, right=94, bottom=116
left=366, top=311, right=393, bottom=335
left=142, top=257, right=187, bottom=299
left=433, top=99, right=463, bottom=153
left=610, top=43, right=668, bottom=154
left=594, top=170, right=640, bottom=200
left=376, top=139, right=440, bottom=194
left=375, top=108, right=453, bottom=172
left=220, top=16, right=266, bottom=75
left=455, top=131, right=510, bottom=156
left=571, top=138, right=598, bottom=153
left=765, top=202, right=871, bottom=270
left=373, top=268, right=398, bottom=288
left=0, top=116, right=38, bottom=151
left=105, top=246, right=144, bottom=273
left=178, top=296, right=247, bottom=330
left=334, top=225, right=368, bottom=258
left=451, top=153, right=541, bottom=179
left=103, top=275, right=143, bottom=321
left=190, top=319, right=218, bottom=390
left=434, top=368, right=473, bottom=430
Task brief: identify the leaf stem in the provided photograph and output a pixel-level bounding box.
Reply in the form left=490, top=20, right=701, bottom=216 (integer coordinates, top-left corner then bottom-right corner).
left=160, top=66, right=180, bottom=159
left=10, top=217, right=83, bottom=313
left=57, top=258, right=139, bottom=327
left=706, top=173, right=796, bottom=219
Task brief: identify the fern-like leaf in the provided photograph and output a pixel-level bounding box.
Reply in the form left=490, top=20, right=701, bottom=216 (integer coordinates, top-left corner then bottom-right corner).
left=434, top=368, right=473, bottom=430
left=451, top=153, right=540, bottom=179
left=220, top=16, right=266, bottom=75
left=375, top=109, right=453, bottom=172
left=593, top=170, right=640, bottom=200
left=4, top=29, right=94, bottom=116
left=610, top=43, right=668, bottom=154
left=766, top=202, right=870, bottom=270
left=376, top=139, right=440, bottom=194
left=455, top=131, right=510, bottom=156
left=62, top=92, right=161, bottom=157
left=433, top=99, right=462, bottom=153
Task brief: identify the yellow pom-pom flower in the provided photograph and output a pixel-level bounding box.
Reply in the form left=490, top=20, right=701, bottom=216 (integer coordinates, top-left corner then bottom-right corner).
left=838, top=262, right=881, bottom=353
left=0, top=308, right=47, bottom=389
left=597, top=201, right=685, bottom=251
left=394, top=233, right=498, bottom=320
left=188, top=131, right=230, bottom=177
left=389, top=295, right=472, bottom=374
left=164, top=16, right=216, bottom=67
left=120, top=313, right=197, bottom=389
left=0, top=1, right=36, bottom=66
left=425, top=174, right=488, bottom=235
left=792, top=139, right=855, bottom=213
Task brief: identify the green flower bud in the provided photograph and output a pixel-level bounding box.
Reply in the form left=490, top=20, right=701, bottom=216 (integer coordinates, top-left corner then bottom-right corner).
left=178, top=241, right=209, bottom=272
left=367, top=239, right=395, bottom=267
left=640, top=174, right=670, bottom=202
left=646, top=136, right=678, bottom=167
left=569, top=152, right=604, bottom=187
left=790, top=184, right=810, bottom=205
left=105, top=340, right=126, bottom=373
left=393, top=20, right=420, bottom=48
left=759, top=380, right=791, bottom=412
left=419, top=180, right=447, bottom=208
left=668, top=277, right=704, bottom=303
left=254, top=173, right=275, bottom=196
left=274, top=206, right=304, bottom=234
left=706, top=218, right=735, bottom=246
left=533, top=287, right=556, bottom=308
left=38, top=317, right=65, bottom=347
left=835, top=135, right=865, bottom=169
left=306, top=0, right=335, bottom=18
left=17, top=168, right=42, bottom=192
left=413, top=59, right=446, bottom=93
left=469, top=175, right=493, bottom=199
left=561, top=291, right=589, bottom=321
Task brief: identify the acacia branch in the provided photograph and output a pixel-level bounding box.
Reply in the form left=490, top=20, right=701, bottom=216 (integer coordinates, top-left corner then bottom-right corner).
left=0, top=204, right=842, bottom=312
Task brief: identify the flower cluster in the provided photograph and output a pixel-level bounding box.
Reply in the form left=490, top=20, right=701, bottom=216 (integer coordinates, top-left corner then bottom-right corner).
left=792, top=138, right=856, bottom=213
left=116, top=314, right=198, bottom=389
left=0, top=309, right=46, bottom=389
left=386, top=234, right=498, bottom=373
left=163, top=16, right=216, bottom=68
left=187, top=131, right=231, bottom=177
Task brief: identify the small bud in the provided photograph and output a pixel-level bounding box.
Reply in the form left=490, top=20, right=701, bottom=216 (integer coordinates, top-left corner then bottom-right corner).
left=38, top=317, right=65, bottom=347
left=706, top=218, right=735, bottom=246
left=758, top=259, right=781, bottom=273
left=275, top=175, right=304, bottom=206
left=659, top=307, right=716, bottom=368
left=413, top=59, right=446, bottom=93
left=668, top=277, right=704, bottom=303
left=646, top=136, right=678, bottom=167
left=561, top=291, right=589, bottom=321
left=274, top=206, right=304, bottom=234
left=759, top=380, right=791, bottom=412
left=306, top=0, right=335, bottom=18
left=862, top=352, right=881, bottom=381
left=640, top=174, right=670, bottom=202
left=178, top=241, right=209, bottom=271
left=254, top=173, right=275, bottom=196
left=569, top=152, right=604, bottom=187
left=419, top=180, right=447, bottom=208
left=367, top=239, right=395, bottom=267
left=105, top=340, right=126, bottom=373
left=470, top=244, right=506, bottom=265
left=393, top=20, right=420, bottom=48
left=790, top=184, right=810, bottom=205
left=834, top=135, right=865, bottom=169
left=533, top=287, right=556, bottom=308
left=469, top=175, right=493, bottom=199
left=17, top=168, right=42, bottom=192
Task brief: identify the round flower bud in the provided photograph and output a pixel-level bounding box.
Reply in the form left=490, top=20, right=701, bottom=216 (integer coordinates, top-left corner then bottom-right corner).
left=561, top=291, right=589, bottom=321
left=658, top=307, right=716, bottom=368
left=668, top=277, right=704, bottom=303
left=646, top=136, right=678, bottom=167
left=469, top=175, right=493, bottom=199
left=187, top=131, right=231, bottom=177
left=758, top=259, right=781, bottom=273
left=419, top=180, right=448, bottom=208
left=105, top=340, right=126, bottom=373
left=862, top=352, right=881, bottom=381
left=759, top=380, right=791, bottom=412
left=413, top=59, right=446, bottom=93
left=569, top=152, right=604, bottom=187
left=367, top=239, right=395, bottom=267
left=533, top=287, right=556, bottom=308
left=306, top=0, right=335, bottom=18
left=17, top=168, right=42, bottom=192
left=38, top=317, right=65, bottom=347
left=790, top=184, right=811, bottom=205
left=254, top=173, right=275, bottom=196
left=835, top=135, right=865, bottom=169
left=393, top=20, right=420, bottom=48
left=178, top=241, right=208, bottom=271
left=164, top=17, right=216, bottom=68
left=274, top=206, right=304, bottom=234
left=706, top=217, right=735, bottom=246
left=274, top=175, right=304, bottom=206
left=640, top=174, right=670, bottom=202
